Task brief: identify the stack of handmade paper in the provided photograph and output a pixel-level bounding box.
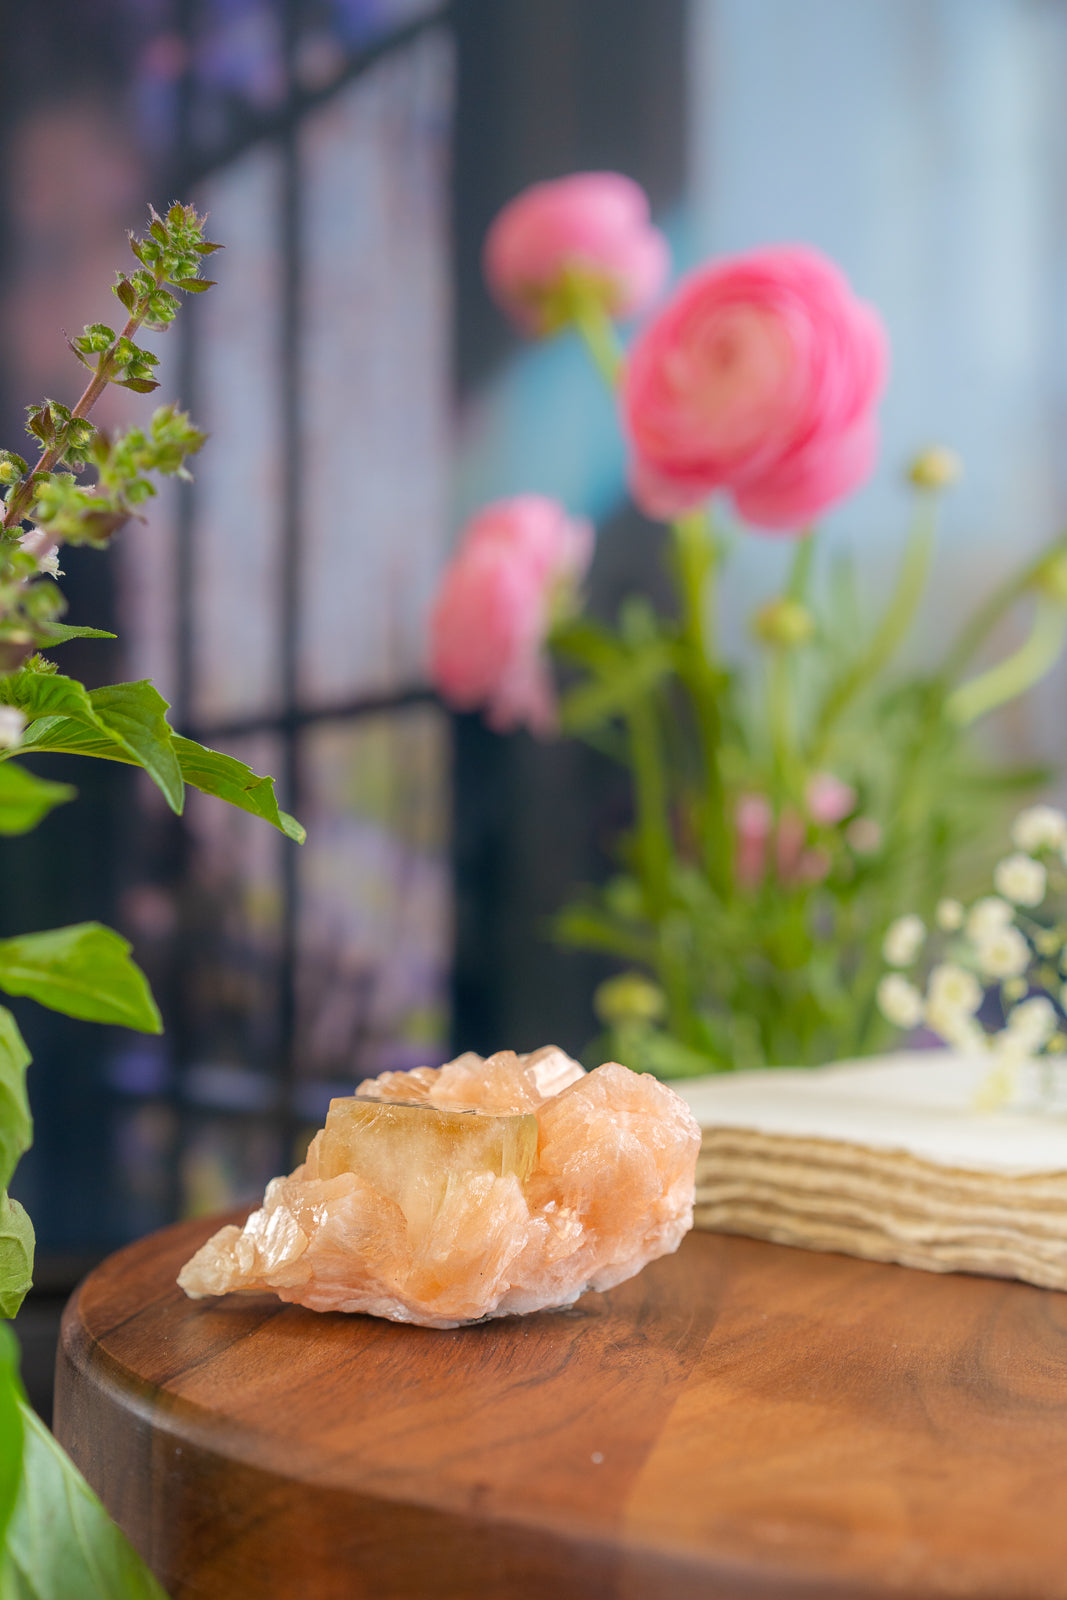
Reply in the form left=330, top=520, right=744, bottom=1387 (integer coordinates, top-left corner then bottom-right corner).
left=678, top=1051, right=1067, bottom=1291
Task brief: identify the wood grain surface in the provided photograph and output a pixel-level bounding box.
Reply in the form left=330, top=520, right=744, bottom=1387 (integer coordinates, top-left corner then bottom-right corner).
left=54, top=1211, right=1067, bottom=1599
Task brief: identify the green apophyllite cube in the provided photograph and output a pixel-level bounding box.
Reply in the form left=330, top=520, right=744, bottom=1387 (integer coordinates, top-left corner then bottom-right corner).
left=316, top=1096, right=539, bottom=1232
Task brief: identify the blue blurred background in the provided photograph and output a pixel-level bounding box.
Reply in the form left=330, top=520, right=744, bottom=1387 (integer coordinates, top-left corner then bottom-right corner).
left=5, top=0, right=1067, bottom=1408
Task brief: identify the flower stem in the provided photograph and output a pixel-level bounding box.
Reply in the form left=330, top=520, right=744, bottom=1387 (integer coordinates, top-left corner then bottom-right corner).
left=786, top=526, right=816, bottom=601
left=769, top=531, right=816, bottom=797
left=945, top=597, right=1067, bottom=725
left=671, top=508, right=729, bottom=892
left=626, top=694, right=672, bottom=916
left=810, top=495, right=936, bottom=762
left=1, top=270, right=165, bottom=533
left=567, top=290, right=624, bottom=389
left=940, top=532, right=1067, bottom=681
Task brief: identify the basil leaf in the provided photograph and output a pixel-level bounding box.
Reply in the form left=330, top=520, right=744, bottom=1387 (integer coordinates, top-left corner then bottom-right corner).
left=0, top=925, right=161, bottom=1034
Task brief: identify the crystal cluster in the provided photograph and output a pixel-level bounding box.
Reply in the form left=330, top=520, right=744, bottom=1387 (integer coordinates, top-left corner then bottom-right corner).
left=178, top=1046, right=700, bottom=1328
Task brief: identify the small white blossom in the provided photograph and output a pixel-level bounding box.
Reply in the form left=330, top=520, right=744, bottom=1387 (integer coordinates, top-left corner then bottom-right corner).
left=993, top=853, right=1047, bottom=908
left=18, top=526, right=61, bottom=577
left=1012, top=804, right=1067, bottom=854
left=966, top=896, right=1013, bottom=941
left=927, top=962, right=982, bottom=1017
left=882, top=914, right=925, bottom=968
left=936, top=898, right=964, bottom=932
left=974, top=925, right=1030, bottom=981
left=877, top=973, right=924, bottom=1030
left=0, top=707, right=25, bottom=750
left=925, top=1000, right=986, bottom=1054
left=990, top=1028, right=1030, bottom=1066
left=1006, top=995, right=1057, bottom=1049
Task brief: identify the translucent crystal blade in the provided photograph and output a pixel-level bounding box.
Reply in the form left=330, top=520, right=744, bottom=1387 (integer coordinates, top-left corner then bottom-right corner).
left=315, top=1096, right=538, bottom=1235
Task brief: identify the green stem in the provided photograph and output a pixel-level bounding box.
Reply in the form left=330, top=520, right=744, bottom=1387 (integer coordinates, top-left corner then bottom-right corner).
left=940, top=532, right=1067, bottom=681
left=810, top=496, right=936, bottom=763
left=625, top=696, right=673, bottom=918
left=768, top=652, right=791, bottom=800
left=945, top=598, right=1067, bottom=725
left=769, top=532, right=816, bottom=797
left=568, top=292, right=624, bottom=389
left=786, top=528, right=816, bottom=601
left=671, top=509, right=729, bottom=892
left=1, top=276, right=165, bottom=532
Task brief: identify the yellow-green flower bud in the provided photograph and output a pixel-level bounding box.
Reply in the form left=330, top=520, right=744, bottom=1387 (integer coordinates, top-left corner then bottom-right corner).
left=751, top=597, right=815, bottom=649
left=908, top=446, right=962, bottom=491
left=594, top=971, right=666, bottom=1027
left=1034, top=552, right=1067, bottom=604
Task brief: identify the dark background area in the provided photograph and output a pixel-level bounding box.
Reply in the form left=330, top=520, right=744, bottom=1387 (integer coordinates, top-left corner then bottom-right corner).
left=2, top=0, right=686, bottom=1419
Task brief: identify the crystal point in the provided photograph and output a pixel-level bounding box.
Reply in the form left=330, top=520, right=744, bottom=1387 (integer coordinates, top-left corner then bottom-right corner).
left=178, top=1046, right=699, bottom=1328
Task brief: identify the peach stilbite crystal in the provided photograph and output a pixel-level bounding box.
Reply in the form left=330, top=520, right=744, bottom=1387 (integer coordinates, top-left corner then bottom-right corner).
left=178, top=1046, right=700, bottom=1328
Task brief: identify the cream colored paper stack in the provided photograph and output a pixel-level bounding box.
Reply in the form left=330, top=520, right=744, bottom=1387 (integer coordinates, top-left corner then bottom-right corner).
left=676, top=1051, right=1067, bottom=1290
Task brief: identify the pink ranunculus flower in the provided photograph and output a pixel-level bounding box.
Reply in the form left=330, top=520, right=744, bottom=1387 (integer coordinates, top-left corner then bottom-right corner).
left=483, top=173, right=670, bottom=336
left=429, top=496, right=593, bottom=736
left=621, top=244, right=888, bottom=531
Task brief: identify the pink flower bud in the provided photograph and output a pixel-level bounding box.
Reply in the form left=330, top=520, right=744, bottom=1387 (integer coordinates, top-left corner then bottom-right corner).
left=735, top=793, right=772, bottom=889
left=775, top=806, right=807, bottom=883
left=429, top=496, right=593, bottom=736
left=621, top=244, right=888, bottom=531
left=483, top=173, right=670, bottom=336
left=806, top=772, right=856, bottom=827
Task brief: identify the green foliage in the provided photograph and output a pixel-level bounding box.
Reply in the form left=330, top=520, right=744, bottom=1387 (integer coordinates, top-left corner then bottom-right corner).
left=2, top=673, right=184, bottom=814
left=0, top=1008, right=33, bottom=1320
left=0, top=1201, right=34, bottom=1322
left=0, top=766, right=74, bottom=836
left=553, top=509, right=1067, bottom=1074
left=0, top=1401, right=168, bottom=1600
left=8, top=708, right=303, bottom=841
left=0, top=925, right=162, bottom=1033
left=0, top=1328, right=23, bottom=1555
left=0, top=1010, right=31, bottom=1194
left=172, top=737, right=306, bottom=843
left=0, top=202, right=218, bottom=669
left=0, top=198, right=303, bottom=1596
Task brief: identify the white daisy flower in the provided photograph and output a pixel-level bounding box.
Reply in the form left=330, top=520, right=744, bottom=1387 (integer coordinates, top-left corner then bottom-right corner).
left=925, top=1000, right=986, bottom=1054
left=1012, top=804, right=1067, bottom=853
left=936, top=898, right=964, bottom=932
left=993, top=853, right=1047, bottom=908
left=974, top=925, right=1030, bottom=980
left=882, top=914, right=925, bottom=968
left=966, top=896, right=1014, bottom=941
left=1005, top=995, right=1057, bottom=1049
left=876, top=974, right=923, bottom=1030
left=927, top=962, right=982, bottom=1017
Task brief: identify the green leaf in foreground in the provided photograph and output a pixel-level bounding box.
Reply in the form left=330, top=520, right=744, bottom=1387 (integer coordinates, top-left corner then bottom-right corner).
left=0, top=1400, right=168, bottom=1600
left=3, top=674, right=184, bottom=816
left=0, top=1327, right=24, bottom=1555
left=32, top=625, right=116, bottom=649
left=0, top=1009, right=30, bottom=1195
left=10, top=716, right=305, bottom=842
left=0, top=766, right=75, bottom=838
left=0, top=1198, right=34, bottom=1320
left=88, top=682, right=183, bottom=816
left=0, top=925, right=162, bottom=1033
left=171, top=737, right=305, bottom=843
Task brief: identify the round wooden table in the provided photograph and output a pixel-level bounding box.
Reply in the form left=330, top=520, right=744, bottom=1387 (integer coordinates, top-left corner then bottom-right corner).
left=55, top=1211, right=1067, bottom=1599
